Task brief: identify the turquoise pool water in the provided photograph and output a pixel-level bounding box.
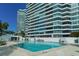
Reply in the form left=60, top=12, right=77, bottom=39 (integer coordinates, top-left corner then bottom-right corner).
left=18, top=42, right=61, bottom=52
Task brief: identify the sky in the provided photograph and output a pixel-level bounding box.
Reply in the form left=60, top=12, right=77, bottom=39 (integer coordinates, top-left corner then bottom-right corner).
left=0, top=3, right=26, bottom=32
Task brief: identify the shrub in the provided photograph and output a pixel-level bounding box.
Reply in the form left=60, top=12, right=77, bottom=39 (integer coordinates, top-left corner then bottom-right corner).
left=0, top=40, right=6, bottom=46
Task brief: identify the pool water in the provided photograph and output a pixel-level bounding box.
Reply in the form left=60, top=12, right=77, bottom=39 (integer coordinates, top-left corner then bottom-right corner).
left=18, top=42, right=61, bottom=52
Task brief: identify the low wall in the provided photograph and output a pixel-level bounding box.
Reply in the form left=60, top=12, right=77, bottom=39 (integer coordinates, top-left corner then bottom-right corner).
left=28, top=37, right=79, bottom=44
left=62, top=37, right=78, bottom=44
left=28, top=37, right=60, bottom=42
left=0, top=34, right=12, bottom=41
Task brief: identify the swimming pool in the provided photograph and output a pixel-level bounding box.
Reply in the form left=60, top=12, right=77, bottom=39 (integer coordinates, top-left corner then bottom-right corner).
left=18, top=42, right=62, bottom=52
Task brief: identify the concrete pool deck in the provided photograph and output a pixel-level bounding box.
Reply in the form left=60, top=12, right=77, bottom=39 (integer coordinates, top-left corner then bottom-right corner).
left=0, top=41, right=23, bottom=48
left=8, top=45, right=79, bottom=56
left=1, top=41, right=79, bottom=56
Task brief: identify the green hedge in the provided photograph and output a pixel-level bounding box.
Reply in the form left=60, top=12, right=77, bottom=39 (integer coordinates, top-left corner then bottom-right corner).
left=0, top=41, right=6, bottom=46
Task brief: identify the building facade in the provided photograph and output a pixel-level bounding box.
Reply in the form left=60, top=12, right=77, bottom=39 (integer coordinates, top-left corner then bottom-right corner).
left=71, top=4, right=79, bottom=33
left=17, top=9, right=26, bottom=33
left=25, top=3, right=72, bottom=38
left=18, top=3, right=79, bottom=38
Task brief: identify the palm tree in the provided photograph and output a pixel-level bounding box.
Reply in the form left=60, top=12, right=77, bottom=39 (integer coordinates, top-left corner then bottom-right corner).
left=3, top=22, right=9, bottom=34
left=2, top=22, right=9, bottom=30
left=20, top=31, right=25, bottom=37
left=0, top=21, right=9, bottom=45
left=0, top=21, right=9, bottom=36
left=0, top=20, right=3, bottom=36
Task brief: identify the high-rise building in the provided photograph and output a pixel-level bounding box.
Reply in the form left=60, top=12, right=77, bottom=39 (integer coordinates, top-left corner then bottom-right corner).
left=71, top=4, right=79, bottom=33
left=17, top=9, right=26, bottom=33
left=25, top=3, right=72, bottom=38
left=18, top=3, right=79, bottom=38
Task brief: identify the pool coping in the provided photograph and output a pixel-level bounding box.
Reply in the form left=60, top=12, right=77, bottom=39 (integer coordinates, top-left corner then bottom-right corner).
left=16, top=44, right=66, bottom=56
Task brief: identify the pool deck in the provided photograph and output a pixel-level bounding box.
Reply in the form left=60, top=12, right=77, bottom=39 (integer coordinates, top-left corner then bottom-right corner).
left=9, top=45, right=79, bottom=56
left=0, top=41, right=23, bottom=47
left=1, top=41, right=79, bottom=56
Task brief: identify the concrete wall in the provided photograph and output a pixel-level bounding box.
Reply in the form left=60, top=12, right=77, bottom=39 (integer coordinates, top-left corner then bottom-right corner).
left=1, top=35, right=79, bottom=44
left=28, top=37, right=60, bottom=42
left=62, top=37, right=78, bottom=44
left=0, top=35, right=25, bottom=42
left=0, top=34, right=12, bottom=41
left=28, top=37, right=79, bottom=44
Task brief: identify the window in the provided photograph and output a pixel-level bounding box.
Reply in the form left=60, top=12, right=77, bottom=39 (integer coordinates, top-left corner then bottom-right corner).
left=45, top=7, right=53, bottom=12
left=46, top=31, right=53, bottom=33
left=63, top=30, right=71, bottom=33
left=62, top=9, right=70, bottom=12
left=39, top=35, right=52, bottom=37
left=45, top=11, right=53, bottom=15
left=53, top=34, right=62, bottom=37
left=61, top=4, right=71, bottom=8
left=63, top=35, right=70, bottom=37
left=63, top=17, right=71, bottom=20
left=53, top=9, right=61, bottom=12
left=53, top=26, right=61, bottom=29
left=46, top=27, right=53, bottom=29
left=62, top=26, right=70, bottom=28
left=62, top=21, right=71, bottom=24
left=62, top=13, right=70, bottom=16
left=53, top=17, right=62, bottom=20
left=73, top=25, right=79, bottom=28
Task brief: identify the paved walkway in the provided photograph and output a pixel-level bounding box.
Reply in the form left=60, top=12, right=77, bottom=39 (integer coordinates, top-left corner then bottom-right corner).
left=9, top=45, right=79, bottom=56
left=1, top=41, right=79, bottom=56
left=40, top=45, right=79, bottom=56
